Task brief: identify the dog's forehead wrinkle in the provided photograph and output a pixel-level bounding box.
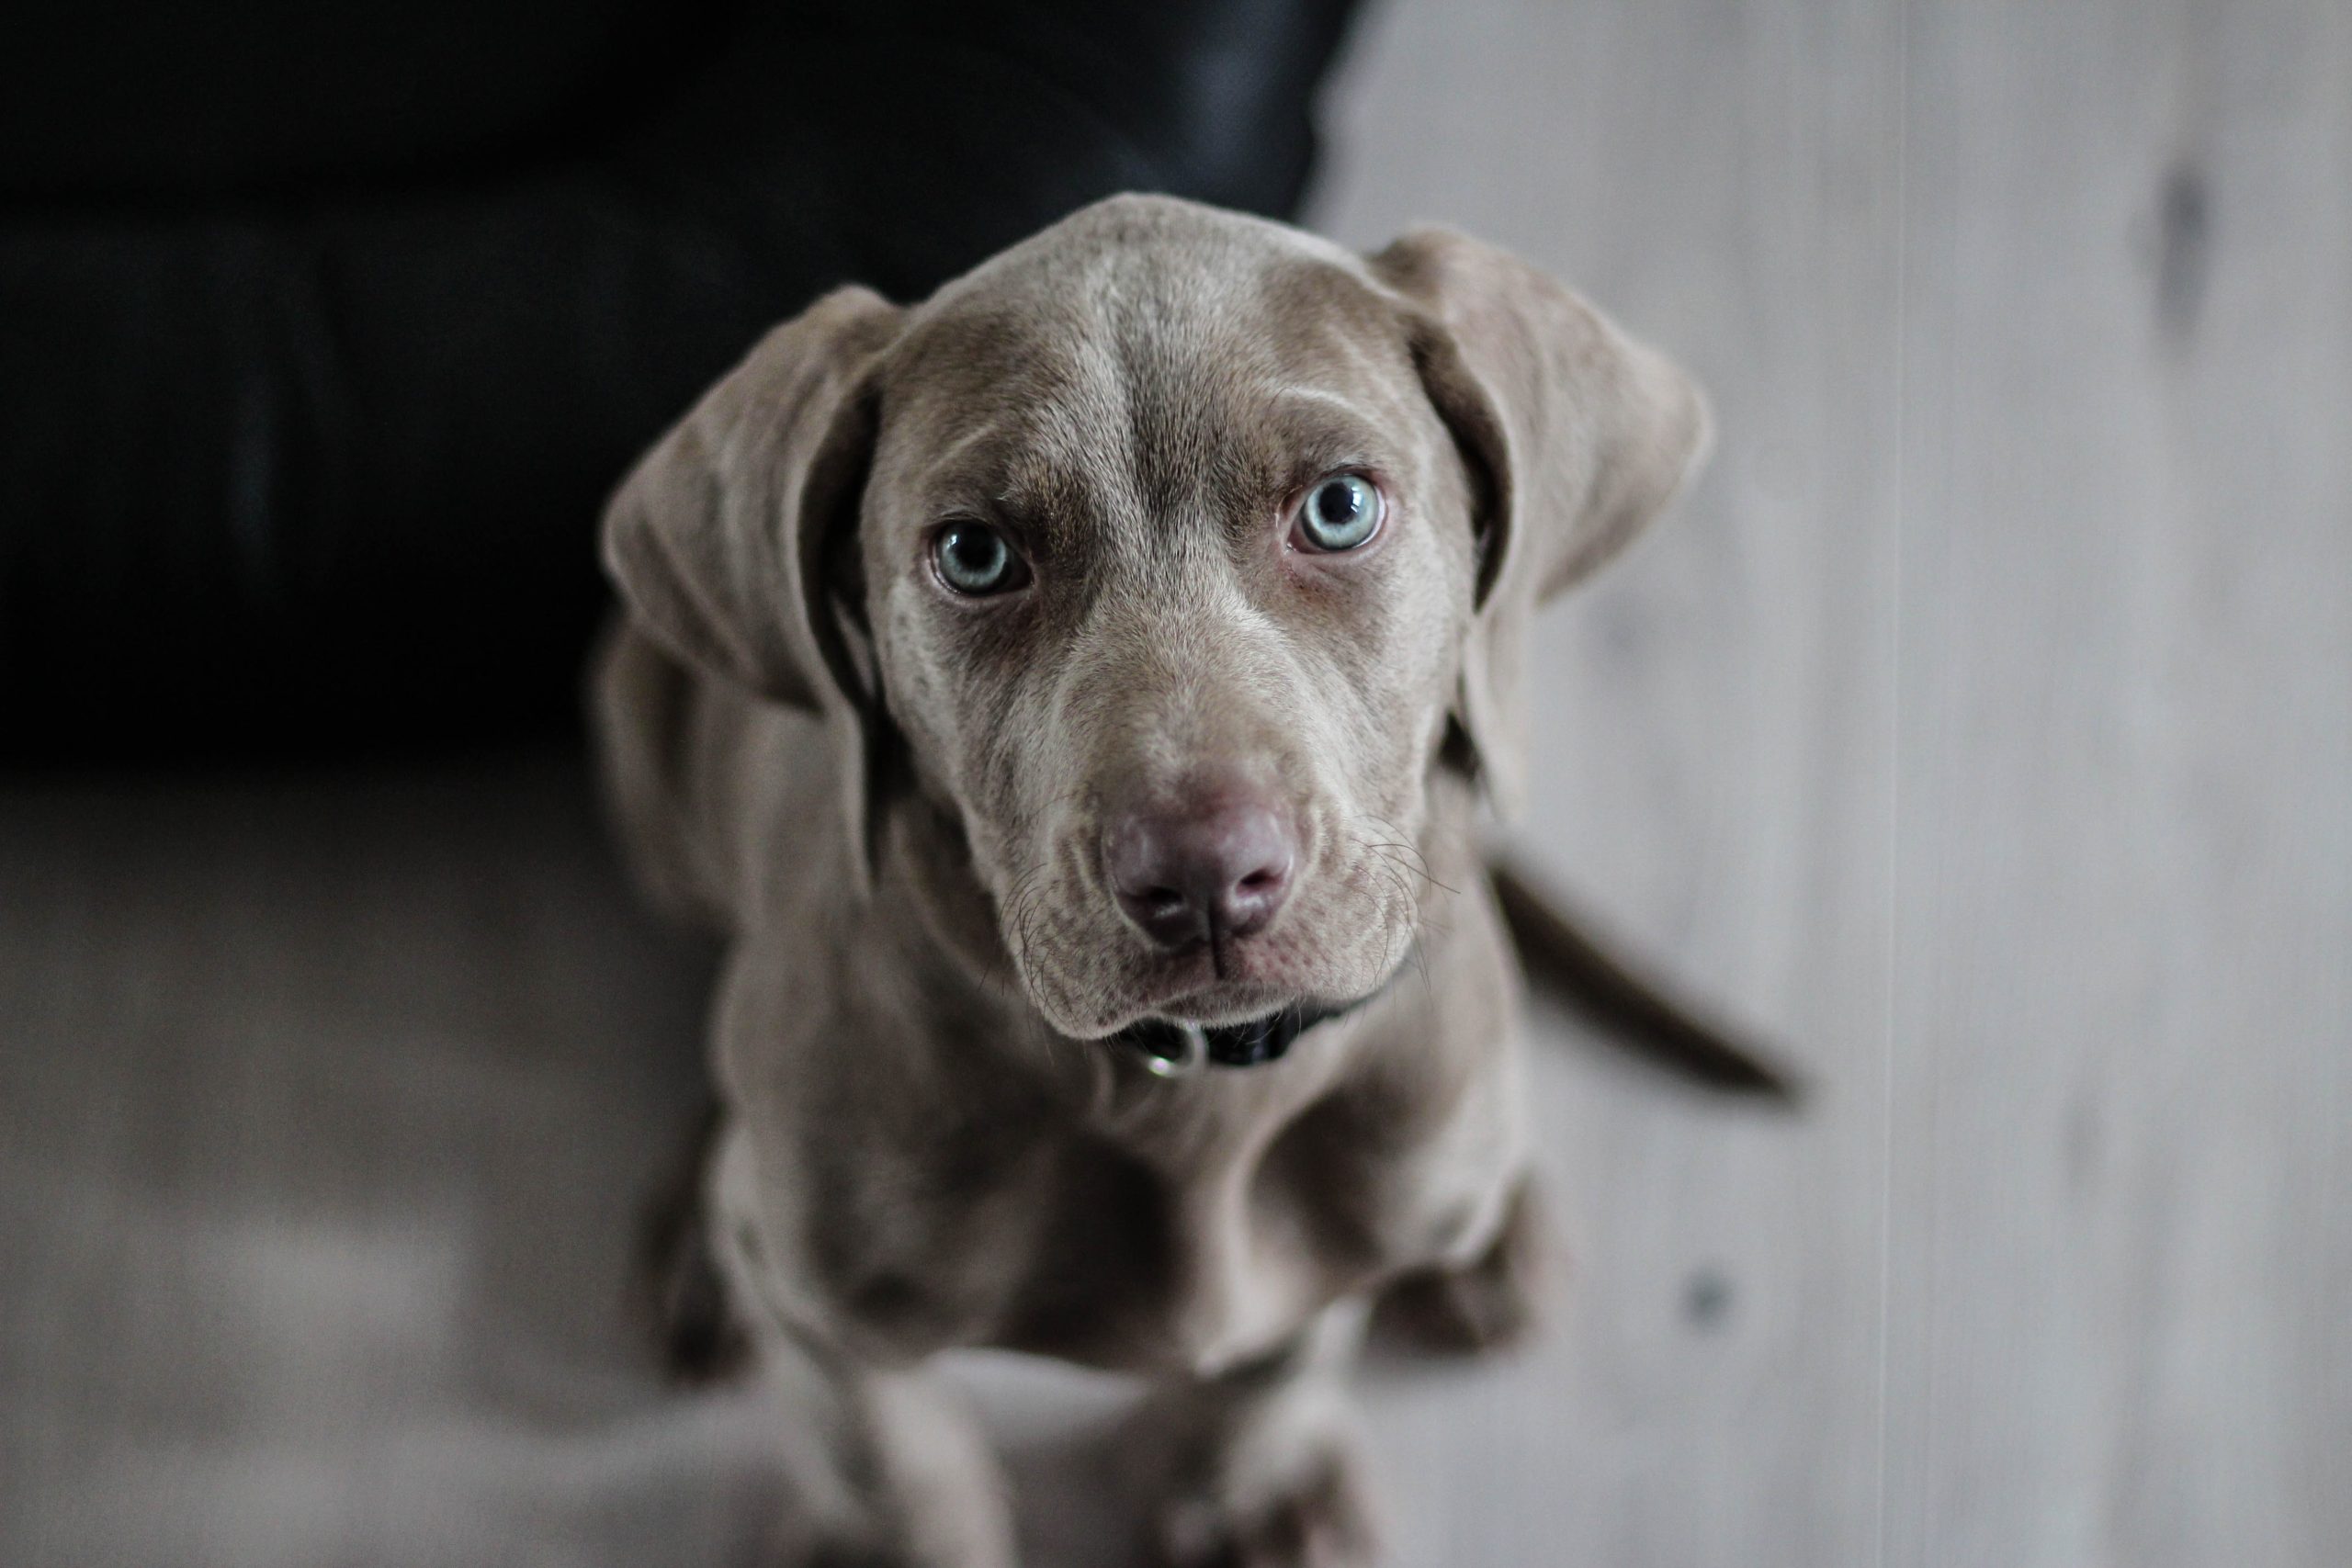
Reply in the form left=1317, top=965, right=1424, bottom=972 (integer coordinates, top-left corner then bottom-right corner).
left=1262, top=383, right=1387, bottom=429
left=896, top=239, right=1408, bottom=579
left=920, top=416, right=1036, bottom=502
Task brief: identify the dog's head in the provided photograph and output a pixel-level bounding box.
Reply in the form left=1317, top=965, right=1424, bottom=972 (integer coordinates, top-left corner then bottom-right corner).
left=604, top=196, right=1706, bottom=1041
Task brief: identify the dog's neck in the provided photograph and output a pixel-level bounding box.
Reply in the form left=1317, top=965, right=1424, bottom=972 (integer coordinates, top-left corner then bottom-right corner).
left=1116, top=996, right=1356, bottom=1071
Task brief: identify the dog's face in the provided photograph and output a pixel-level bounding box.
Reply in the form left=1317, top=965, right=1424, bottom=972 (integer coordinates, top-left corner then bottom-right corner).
left=604, top=196, right=1708, bottom=1041
left=858, top=218, right=1478, bottom=1035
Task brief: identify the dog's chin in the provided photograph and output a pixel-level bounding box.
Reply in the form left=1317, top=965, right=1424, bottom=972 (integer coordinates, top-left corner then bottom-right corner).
left=1138, top=974, right=1305, bottom=1030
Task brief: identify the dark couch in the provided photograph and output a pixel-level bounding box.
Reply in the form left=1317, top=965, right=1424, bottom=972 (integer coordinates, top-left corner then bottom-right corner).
left=0, top=0, right=1359, bottom=760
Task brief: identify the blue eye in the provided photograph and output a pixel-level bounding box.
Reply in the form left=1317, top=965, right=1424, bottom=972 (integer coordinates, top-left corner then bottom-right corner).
left=933, top=522, right=1028, bottom=595
left=1293, top=474, right=1383, bottom=552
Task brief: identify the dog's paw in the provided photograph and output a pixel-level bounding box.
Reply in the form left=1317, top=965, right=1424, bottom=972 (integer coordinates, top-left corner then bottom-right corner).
left=1148, top=1436, right=1381, bottom=1568
left=1372, top=1178, right=1559, bottom=1357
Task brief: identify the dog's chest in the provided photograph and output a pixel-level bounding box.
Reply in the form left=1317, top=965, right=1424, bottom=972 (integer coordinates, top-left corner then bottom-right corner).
left=808, top=1040, right=1518, bottom=1373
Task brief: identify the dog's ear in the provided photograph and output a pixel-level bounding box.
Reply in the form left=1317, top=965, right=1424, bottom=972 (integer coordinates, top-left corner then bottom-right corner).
left=601, top=285, right=903, bottom=884
left=1369, top=229, right=1711, bottom=818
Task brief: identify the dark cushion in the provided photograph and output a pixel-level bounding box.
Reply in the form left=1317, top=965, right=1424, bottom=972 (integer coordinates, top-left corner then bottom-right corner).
left=0, top=0, right=1359, bottom=760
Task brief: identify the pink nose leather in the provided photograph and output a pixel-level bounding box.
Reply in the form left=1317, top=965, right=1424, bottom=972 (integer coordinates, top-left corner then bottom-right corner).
left=1103, top=795, right=1297, bottom=950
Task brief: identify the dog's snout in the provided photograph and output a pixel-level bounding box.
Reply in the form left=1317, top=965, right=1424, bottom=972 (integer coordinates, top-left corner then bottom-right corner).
left=1103, top=794, right=1297, bottom=950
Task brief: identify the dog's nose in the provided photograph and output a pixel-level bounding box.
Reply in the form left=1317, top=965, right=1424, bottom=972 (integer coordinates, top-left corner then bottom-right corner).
left=1103, top=795, right=1297, bottom=949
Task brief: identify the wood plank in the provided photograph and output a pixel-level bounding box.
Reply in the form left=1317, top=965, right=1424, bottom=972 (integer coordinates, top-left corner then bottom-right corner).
left=0, top=762, right=771, bottom=1566
left=1889, top=4, right=2352, bottom=1564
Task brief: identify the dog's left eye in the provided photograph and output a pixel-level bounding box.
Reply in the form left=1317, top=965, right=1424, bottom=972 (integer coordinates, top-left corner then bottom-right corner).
left=1291, top=474, right=1384, bottom=552
left=933, top=521, right=1029, bottom=596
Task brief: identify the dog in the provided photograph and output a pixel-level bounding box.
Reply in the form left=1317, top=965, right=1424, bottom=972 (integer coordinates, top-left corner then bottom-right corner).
left=594, top=193, right=1724, bottom=1566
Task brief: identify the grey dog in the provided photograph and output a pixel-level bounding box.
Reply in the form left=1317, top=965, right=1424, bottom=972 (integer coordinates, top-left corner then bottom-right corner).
left=594, top=193, right=1755, bottom=1566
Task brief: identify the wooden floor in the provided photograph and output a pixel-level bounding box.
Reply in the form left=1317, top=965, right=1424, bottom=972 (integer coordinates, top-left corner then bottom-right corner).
left=4, top=3, right=2346, bottom=1564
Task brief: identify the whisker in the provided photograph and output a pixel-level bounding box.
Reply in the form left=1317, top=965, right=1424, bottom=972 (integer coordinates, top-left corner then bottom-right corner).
left=1357, top=815, right=1461, bottom=897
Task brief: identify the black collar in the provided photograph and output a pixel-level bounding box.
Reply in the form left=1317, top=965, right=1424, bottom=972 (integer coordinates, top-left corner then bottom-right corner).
left=1114, top=978, right=1391, bottom=1072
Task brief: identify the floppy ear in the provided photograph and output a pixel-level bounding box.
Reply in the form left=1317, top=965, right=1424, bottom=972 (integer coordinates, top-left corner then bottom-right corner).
left=1368, top=229, right=1712, bottom=818
left=600, top=285, right=903, bottom=883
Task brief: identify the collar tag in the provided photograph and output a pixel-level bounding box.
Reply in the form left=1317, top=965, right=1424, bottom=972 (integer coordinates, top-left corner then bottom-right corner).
left=1136, top=1021, right=1207, bottom=1077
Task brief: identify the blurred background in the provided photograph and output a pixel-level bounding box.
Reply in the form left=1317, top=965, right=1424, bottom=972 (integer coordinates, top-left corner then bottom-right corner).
left=3, top=1, right=2345, bottom=1564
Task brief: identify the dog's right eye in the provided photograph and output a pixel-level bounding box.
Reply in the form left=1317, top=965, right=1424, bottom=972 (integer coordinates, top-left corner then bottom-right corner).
left=1291, top=473, right=1385, bottom=553
left=932, top=522, right=1029, bottom=596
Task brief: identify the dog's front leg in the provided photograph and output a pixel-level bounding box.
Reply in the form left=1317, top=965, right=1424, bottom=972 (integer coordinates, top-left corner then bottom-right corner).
left=745, top=1325, right=1016, bottom=1568
left=1122, top=1302, right=1382, bottom=1568
left=704, top=1134, right=1014, bottom=1568
left=1372, top=1169, right=1561, bottom=1356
